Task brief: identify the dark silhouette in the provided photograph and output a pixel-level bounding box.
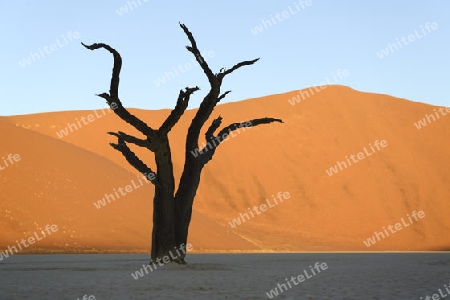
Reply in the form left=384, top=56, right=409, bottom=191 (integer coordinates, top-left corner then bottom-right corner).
left=82, top=23, right=282, bottom=264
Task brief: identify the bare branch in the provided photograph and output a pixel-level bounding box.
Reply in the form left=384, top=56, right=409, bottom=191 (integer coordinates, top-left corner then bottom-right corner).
left=217, top=58, right=260, bottom=81
left=109, top=138, right=157, bottom=185
left=205, top=116, right=223, bottom=141
left=179, top=23, right=216, bottom=86
left=107, top=131, right=149, bottom=148
left=82, top=42, right=155, bottom=136
left=217, top=91, right=231, bottom=103
left=159, top=86, right=200, bottom=134
left=217, top=117, right=283, bottom=138
left=200, top=117, right=283, bottom=165
left=82, top=42, right=121, bottom=99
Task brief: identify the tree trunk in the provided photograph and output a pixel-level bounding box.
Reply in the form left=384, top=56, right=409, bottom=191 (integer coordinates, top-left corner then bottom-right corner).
left=82, top=26, right=282, bottom=266
left=150, top=137, right=177, bottom=262
left=174, top=159, right=202, bottom=261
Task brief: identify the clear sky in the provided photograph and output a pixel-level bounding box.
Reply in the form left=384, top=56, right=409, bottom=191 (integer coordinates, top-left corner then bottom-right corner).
left=1, top=1, right=448, bottom=116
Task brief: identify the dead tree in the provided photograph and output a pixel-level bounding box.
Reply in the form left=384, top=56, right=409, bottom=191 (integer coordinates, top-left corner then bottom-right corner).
left=82, top=23, right=282, bottom=264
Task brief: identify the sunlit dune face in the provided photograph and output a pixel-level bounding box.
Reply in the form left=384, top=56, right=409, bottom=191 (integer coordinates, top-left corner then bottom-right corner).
left=1, top=86, right=449, bottom=253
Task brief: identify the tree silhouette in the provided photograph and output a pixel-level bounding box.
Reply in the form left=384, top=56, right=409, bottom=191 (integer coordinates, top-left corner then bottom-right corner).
left=82, top=23, right=283, bottom=264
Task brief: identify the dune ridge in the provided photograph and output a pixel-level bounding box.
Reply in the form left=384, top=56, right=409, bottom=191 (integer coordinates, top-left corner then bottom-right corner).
left=1, top=85, right=449, bottom=253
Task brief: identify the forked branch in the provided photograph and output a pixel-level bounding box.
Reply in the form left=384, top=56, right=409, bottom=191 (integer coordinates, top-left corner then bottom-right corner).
left=159, top=86, right=200, bottom=134
left=82, top=42, right=155, bottom=136
left=179, top=23, right=215, bottom=86
left=107, top=131, right=149, bottom=148
left=109, top=138, right=157, bottom=185
left=217, top=58, right=260, bottom=82
left=200, top=117, right=283, bottom=165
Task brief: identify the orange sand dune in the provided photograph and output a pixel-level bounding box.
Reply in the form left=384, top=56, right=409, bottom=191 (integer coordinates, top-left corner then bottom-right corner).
left=2, top=85, right=450, bottom=252
left=0, top=118, right=258, bottom=253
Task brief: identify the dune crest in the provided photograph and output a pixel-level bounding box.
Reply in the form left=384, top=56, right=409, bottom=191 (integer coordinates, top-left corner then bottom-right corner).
left=1, top=86, right=449, bottom=252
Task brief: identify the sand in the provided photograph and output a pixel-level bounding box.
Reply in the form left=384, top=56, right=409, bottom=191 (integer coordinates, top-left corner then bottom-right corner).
left=1, top=85, right=449, bottom=253
left=1, top=253, right=449, bottom=299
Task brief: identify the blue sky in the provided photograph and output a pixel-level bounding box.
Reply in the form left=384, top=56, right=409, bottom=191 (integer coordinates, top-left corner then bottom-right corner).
left=0, top=1, right=448, bottom=116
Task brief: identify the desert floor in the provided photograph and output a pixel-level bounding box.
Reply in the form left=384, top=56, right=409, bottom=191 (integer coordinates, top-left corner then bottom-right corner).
left=1, top=253, right=449, bottom=299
